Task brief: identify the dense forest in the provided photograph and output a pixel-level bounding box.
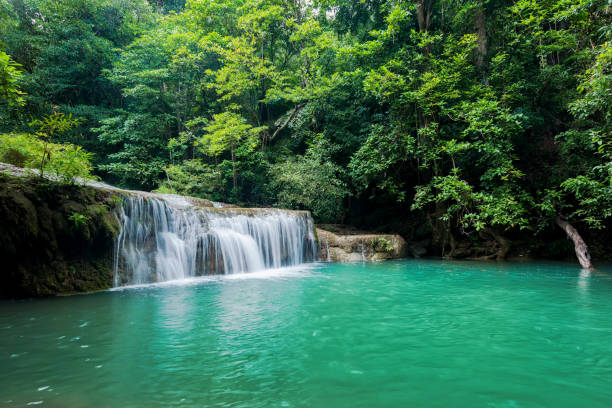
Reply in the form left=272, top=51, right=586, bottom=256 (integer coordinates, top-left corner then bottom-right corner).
left=0, top=0, right=610, bottom=263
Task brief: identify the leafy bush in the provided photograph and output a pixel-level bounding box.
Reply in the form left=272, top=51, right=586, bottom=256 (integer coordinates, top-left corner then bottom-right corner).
left=0, top=133, right=95, bottom=184
left=68, top=212, right=91, bottom=229
left=0, top=51, right=24, bottom=106
left=155, top=159, right=225, bottom=201
left=270, top=153, right=348, bottom=223
left=370, top=237, right=394, bottom=253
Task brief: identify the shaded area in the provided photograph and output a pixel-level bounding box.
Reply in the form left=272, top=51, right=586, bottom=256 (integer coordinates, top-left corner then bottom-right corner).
left=0, top=174, right=119, bottom=297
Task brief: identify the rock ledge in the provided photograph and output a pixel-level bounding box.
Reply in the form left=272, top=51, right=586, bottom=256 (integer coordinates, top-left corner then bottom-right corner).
left=317, top=225, right=407, bottom=262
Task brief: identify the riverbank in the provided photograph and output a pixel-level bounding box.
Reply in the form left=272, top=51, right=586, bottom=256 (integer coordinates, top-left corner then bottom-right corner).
left=0, top=168, right=319, bottom=298
left=1, top=163, right=609, bottom=298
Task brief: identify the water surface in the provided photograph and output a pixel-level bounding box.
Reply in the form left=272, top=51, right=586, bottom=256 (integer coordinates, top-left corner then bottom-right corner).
left=2, top=260, right=612, bottom=407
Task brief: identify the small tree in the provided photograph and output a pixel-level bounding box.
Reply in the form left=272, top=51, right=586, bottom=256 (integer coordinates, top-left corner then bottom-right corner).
left=199, top=112, right=265, bottom=195
left=29, top=112, right=80, bottom=178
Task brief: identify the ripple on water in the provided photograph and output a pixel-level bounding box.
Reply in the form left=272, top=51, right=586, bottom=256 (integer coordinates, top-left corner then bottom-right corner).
left=1, top=260, right=612, bottom=408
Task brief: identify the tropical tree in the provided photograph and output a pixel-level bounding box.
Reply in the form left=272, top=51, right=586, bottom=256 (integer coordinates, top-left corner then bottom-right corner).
left=200, top=111, right=266, bottom=196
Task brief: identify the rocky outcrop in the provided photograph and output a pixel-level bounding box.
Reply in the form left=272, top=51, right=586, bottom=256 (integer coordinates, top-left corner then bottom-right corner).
left=0, top=173, right=120, bottom=298
left=0, top=163, right=318, bottom=296
left=317, top=225, right=408, bottom=262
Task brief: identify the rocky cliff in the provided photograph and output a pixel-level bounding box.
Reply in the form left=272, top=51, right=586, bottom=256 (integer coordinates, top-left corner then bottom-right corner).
left=0, top=164, right=415, bottom=298
left=0, top=173, right=120, bottom=297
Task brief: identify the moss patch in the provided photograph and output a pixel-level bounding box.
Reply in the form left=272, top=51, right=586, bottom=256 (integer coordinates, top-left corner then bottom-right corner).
left=0, top=173, right=120, bottom=298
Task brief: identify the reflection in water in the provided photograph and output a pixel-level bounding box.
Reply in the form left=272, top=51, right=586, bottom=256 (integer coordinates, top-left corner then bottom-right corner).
left=2, top=260, right=612, bottom=408
left=215, top=283, right=268, bottom=333
left=158, top=287, right=196, bottom=332
left=578, top=268, right=591, bottom=292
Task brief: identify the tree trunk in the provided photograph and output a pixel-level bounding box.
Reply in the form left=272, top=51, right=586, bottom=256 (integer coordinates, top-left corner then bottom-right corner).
left=416, top=0, right=432, bottom=32
left=269, top=104, right=304, bottom=142
left=488, top=230, right=511, bottom=261
left=474, top=0, right=487, bottom=69
left=447, top=231, right=457, bottom=258
left=555, top=216, right=594, bottom=269
left=231, top=146, right=237, bottom=194
left=416, top=0, right=432, bottom=55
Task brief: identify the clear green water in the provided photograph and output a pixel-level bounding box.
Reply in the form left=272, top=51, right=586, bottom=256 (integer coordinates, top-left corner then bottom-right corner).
left=2, top=260, right=612, bottom=408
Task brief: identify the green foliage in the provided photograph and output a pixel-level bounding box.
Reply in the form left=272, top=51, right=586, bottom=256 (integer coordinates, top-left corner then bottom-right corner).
left=200, top=112, right=264, bottom=157
left=370, top=237, right=393, bottom=253
left=0, top=51, right=24, bottom=106
left=0, top=133, right=94, bottom=183
left=560, top=175, right=612, bottom=229
left=270, top=149, right=348, bottom=223
left=199, top=111, right=266, bottom=197
left=546, top=38, right=612, bottom=230
left=29, top=111, right=81, bottom=178
left=156, top=159, right=225, bottom=200
left=94, top=112, right=171, bottom=188
left=30, top=111, right=80, bottom=140
left=68, top=212, right=91, bottom=229
left=349, top=123, right=414, bottom=203
left=0, top=0, right=609, bottom=251
left=412, top=171, right=532, bottom=237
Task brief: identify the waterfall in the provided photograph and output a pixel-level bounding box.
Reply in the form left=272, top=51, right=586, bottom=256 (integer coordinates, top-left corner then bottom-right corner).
left=361, top=240, right=366, bottom=263
left=113, top=195, right=318, bottom=286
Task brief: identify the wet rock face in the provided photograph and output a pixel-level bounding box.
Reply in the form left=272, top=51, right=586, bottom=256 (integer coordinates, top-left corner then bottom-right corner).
left=316, top=228, right=408, bottom=262
left=0, top=174, right=120, bottom=298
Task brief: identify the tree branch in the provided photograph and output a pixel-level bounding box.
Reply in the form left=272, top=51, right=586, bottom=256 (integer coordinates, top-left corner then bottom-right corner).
left=555, top=215, right=594, bottom=269
left=269, top=104, right=304, bottom=142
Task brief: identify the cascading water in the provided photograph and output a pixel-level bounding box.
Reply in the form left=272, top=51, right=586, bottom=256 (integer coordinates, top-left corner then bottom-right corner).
left=361, top=240, right=366, bottom=263
left=113, top=195, right=318, bottom=286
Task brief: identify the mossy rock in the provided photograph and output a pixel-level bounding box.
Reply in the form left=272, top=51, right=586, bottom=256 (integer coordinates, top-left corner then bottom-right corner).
left=0, top=173, right=120, bottom=298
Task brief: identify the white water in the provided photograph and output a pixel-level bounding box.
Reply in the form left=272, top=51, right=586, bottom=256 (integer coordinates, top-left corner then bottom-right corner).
left=110, top=264, right=321, bottom=291
left=361, top=240, right=366, bottom=263
left=114, top=195, right=318, bottom=286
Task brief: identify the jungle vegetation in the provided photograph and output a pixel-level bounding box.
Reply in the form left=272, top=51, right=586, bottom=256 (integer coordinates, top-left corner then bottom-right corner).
left=0, top=0, right=610, bottom=266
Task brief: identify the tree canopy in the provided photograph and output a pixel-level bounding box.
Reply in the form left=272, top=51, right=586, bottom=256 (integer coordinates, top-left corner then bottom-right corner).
left=1, top=0, right=610, bottom=261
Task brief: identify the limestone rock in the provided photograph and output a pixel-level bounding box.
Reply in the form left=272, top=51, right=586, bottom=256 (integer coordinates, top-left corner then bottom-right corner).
left=0, top=173, right=120, bottom=298
left=317, top=226, right=407, bottom=262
